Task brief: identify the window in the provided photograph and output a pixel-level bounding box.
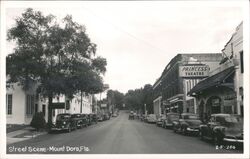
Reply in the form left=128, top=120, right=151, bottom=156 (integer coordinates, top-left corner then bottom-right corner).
left=42, top=104, right=46, bottom=116
left=6, top=94, right=13, bottom=115
left=240, top=51, right=243, bottom=73
left=26, top=95, right=35, bottom=115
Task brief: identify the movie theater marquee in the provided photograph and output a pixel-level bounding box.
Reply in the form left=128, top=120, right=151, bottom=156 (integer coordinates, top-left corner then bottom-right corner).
left=179, top=65, right=209, bottom=77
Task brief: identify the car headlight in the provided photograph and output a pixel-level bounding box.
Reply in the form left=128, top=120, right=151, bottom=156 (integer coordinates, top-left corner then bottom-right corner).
left=63, top=121, right=66, bottom=124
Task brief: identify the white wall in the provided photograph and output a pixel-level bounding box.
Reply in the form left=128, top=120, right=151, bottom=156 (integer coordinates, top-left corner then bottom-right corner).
left=6, top=83, right=26, bottom=124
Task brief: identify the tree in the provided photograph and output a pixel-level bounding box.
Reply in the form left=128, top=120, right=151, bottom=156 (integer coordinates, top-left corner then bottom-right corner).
left=141, top=84, right=154, bottom=114
left=123, top=84, right=154, bottom=114
left=124, top=88, right=143, bottom=111
left=107, top=90, right=124, bottom=111
left=7, top=8, right=107, bottom=127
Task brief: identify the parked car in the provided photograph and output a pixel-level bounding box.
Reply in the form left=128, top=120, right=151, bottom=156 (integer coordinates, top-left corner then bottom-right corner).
left=129, top=111, right=134, bottom=120
left=98, top=114, right=104, bottom=121
left=146, top=114, right=157, bottom=123
left=90, top=114, right=98, bottom=124
left=199, top=114, right=243, bottom=145
left=84, top=114, right=92, bottom=126
left=51, top=113, right=77, bottom=133
left=162, top=113, right=179, bottom=128
left=173, top=113, right=202, bottom=135
left=103, top=113, right=110, bottom=120
left=71, top=113, right=85, bottom=129
left=156, top=115, right=167, bottom=127
left=139, top=114, right=145, bottom=121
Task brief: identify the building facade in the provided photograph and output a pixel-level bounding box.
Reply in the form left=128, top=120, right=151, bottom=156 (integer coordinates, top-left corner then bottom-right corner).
left=189, top=22, right=243, bottom=118
left=153, top=53, right=222, bottom=116
left=6, top=82, right=93, bottom=125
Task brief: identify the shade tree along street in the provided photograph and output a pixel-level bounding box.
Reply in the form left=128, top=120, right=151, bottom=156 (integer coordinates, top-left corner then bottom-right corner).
left=6, top=8, right=107, bottom=127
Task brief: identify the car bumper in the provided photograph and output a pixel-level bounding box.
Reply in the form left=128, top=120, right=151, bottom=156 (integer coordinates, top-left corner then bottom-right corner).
left=165, top=123, right=173, bottom=127
left=223, top=138, right=243, bottom=143
left=187, top=127, right=199, bottom=132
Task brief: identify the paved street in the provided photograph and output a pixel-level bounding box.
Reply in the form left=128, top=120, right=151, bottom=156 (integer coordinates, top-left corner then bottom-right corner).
left=7, top=111, right=243, bottom=154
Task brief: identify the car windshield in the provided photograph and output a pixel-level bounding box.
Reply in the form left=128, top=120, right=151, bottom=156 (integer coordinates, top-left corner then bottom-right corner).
left=57, top=115, right=70, bottom=120
left=183, top=115, right=199, bottom=120
left=169, top=114, right=179, bottom=120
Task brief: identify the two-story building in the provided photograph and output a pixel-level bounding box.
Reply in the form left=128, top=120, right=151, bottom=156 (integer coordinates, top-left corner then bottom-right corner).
left=189, top=22, right=243, bottom=118
left=153, top=53, right=222, bottom=116
left=6, top=82, right=93, bottom=125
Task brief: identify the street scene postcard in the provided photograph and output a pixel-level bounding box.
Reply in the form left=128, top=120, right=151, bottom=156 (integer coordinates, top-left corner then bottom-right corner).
left=1, top=0, right=249, bottom=159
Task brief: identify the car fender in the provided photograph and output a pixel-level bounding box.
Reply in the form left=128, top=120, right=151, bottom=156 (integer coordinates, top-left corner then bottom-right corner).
left=199, top=124, right=208, bottom=131
left=181, top=122, right=188, bottom=129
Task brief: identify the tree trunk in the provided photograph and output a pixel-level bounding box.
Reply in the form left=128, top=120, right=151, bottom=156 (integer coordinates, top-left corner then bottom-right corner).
left=48, top=95, right=53, bottom=129
left=80, top=91, right=83, bottom=113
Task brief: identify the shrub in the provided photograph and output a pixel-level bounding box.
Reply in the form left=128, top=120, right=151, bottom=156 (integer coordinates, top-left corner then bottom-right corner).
left=30, top=112, right=46, bottom=131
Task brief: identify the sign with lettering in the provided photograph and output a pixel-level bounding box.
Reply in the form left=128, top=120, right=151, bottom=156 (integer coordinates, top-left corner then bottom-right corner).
left=179, top=65, right=209, bottom=77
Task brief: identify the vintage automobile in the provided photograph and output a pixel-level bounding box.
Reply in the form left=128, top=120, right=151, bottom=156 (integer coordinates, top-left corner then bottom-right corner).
left=146, top=114, right=157, bottom=123
left=128, top=111, right=134, bottom=120
left=71, top=113, right=86, bottom=129
left=103, top=113, right=110, bottom=120
left=91, top=114, right=98, bottom=124
left=97, top=114, right=104, bottom=122
left=199, top=114, right=243, bottom=145
left=162, top=113, right=179, bottom=129
left=51, top=113, right=77, bottom=133
left=156, top=115, right=167, bottom=127
left=173, top=113, right=202, bottom=135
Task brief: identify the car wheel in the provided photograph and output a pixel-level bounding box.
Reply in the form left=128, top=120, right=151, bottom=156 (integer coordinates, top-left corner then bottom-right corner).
left=213, top=135, right=223, bottom=145
left=173, top=126, right=177, bottom=133
left=181, top=127, right=187, bottom=135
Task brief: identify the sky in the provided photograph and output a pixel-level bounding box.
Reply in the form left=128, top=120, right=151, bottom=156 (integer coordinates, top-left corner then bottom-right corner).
left=3, top=1, right=245, bottom=94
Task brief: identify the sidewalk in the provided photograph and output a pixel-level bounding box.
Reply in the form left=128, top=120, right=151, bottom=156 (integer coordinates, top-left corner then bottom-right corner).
left=7, top=126, right=47, bottom=145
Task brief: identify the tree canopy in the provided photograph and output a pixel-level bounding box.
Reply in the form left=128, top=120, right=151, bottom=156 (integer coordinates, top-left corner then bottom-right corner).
left=6, top=8, right=107, bottom=125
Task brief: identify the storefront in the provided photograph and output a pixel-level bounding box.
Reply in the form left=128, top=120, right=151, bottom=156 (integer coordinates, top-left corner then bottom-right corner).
left=189, top=66, right=237, bottom=119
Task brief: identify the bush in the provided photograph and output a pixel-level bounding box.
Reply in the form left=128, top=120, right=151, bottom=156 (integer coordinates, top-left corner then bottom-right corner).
left=30, top=112, right=46, bottom=131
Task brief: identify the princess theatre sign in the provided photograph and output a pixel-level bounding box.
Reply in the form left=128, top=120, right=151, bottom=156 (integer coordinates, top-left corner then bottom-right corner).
left=179, top=65, right=209, bottom=77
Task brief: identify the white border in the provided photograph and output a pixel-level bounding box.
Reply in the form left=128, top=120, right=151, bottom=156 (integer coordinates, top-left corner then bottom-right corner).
left=1, top=0, right=249, bottom=159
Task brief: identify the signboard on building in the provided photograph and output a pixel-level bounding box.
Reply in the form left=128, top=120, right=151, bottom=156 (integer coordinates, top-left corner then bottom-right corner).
left=51, top=102, right=65, bottom=109
left=101, top=104, right=107, bottom=108
left=179, top=65, right=209, bottom=77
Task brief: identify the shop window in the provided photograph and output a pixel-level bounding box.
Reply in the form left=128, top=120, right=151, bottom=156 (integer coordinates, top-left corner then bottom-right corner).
left=6, top=94, right=13, bottom=115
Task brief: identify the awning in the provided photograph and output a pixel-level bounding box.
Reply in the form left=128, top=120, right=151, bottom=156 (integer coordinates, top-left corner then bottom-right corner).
left=188, top=66, right=235, bottom=96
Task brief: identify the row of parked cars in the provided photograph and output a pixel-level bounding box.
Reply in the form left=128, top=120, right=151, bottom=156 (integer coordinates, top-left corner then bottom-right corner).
left=50, top=113, right=114, bottom=133
left=141, top=113, right=243, bottom=146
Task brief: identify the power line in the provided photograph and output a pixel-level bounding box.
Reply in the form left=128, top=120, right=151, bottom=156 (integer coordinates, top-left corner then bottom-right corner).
left=81, top=6, right=169, bottom=55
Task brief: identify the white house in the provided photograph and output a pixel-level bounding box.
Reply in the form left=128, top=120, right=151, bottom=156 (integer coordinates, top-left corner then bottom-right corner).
left=6, top=82, right=93, bottom=125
